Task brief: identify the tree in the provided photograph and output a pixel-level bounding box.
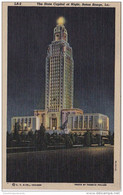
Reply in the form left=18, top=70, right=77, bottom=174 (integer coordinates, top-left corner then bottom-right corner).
left=14, top=122, right=19, bottom=136
left=70, top=133, right=76, bottom=144
left=28, top=130, right=33, bottom=140
left=96, top=134, right=103, bottom=146
left=44, top=133, right=50, bottom=145
left=7, top=132, right=13, bottom=147
left=84, top=131, right=92, bottom=147
left=39, top=123, right=45, bottom=135
left=35, top=123, right=47, bottom=150
left=79, top=136, right=84, bottom=145
left=13, top=122, right=21, bottom=145
left=65, top=135, right=73, bottom=148
left=20, top=131, right=27, bottom=140
left=106, top=131, right=111, bottom=144
left=110, top=132, right=114, bottom=145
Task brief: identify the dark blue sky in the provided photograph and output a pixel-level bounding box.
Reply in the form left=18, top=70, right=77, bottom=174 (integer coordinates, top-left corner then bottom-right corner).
left=7, top=6, right=115, bottom=133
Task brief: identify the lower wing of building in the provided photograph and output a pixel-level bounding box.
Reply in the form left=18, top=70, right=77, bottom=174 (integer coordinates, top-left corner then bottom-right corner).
left=11, top=109, right=109, bottom=136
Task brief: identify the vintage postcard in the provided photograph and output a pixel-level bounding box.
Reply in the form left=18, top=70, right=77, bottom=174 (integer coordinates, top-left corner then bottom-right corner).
left=2, top=2, right=121, bottom=191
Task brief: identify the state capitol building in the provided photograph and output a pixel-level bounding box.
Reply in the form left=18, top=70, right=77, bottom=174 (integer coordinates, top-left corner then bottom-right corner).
left=11, top=17, right=109, bottom=136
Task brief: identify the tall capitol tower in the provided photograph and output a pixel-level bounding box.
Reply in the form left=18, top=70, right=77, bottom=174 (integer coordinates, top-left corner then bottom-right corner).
left=45, top=17, right=74, bottom=112
left=20, top=16, right=82, bottom=132
left=11, top=17, right=109, bottom=135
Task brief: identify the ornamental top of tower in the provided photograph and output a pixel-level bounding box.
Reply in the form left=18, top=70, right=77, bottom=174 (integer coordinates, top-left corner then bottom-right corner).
left=56, top=16, right=66, bottom=26
left=53, top=17, right=68, bottom=42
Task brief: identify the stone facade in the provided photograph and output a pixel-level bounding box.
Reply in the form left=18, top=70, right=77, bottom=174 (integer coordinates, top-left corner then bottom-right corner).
left=11, top=19, right=109, bottom=136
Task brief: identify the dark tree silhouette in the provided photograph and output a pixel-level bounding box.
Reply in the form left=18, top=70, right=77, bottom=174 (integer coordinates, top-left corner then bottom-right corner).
left=96, top=134, right=104, bottom=146
left=65, top=135, right=73, bottom=148
left=84, top=131, right=92, bottom=147
left=110, top=132, right=114, bottom=145
left=35, top=123, right=47, bottom=150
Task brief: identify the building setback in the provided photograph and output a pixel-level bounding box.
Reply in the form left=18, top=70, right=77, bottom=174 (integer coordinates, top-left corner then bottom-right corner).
left=11, top=17, right=109, bottom=136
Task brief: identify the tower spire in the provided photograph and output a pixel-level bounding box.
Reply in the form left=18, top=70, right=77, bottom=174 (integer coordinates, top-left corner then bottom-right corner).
left=53, top=17, right=68, bottom=42
left=45, top=18, right=74, bottom=113
left=56, top=16, right=66, bottom=26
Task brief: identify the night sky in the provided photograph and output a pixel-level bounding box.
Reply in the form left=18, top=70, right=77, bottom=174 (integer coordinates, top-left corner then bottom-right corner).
left=7, top=6, right=115, bottom=133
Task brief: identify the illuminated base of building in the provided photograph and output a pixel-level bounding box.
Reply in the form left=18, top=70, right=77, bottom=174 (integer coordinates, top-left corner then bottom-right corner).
left=70, top=129, right=109, bottom=136
left=11, top=108, right=109, bottom=136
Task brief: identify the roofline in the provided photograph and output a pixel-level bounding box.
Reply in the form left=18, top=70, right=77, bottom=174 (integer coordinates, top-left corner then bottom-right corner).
left=62, top=108, right=83, bottom=112
left=34, top=109, right=45, bottom=112
left=84, top=113, right=108, bottom=117
left=12, top=116, right=37, bottom=119
left=68, top=113, right=109, bottom=118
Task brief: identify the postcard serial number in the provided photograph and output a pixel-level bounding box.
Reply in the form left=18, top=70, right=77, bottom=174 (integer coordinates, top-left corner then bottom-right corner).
left=14, top=2, right=21, bottom=5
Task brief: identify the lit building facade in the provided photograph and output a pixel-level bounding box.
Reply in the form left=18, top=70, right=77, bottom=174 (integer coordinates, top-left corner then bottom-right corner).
left=11, top=17, right=109, bottom=136
left=11, top=116, right=40, bottom=134
left=67, top=113, right=109, bottom=136
left=45, top=24, right=74, bottom=112
left=44, top=22, right=74, bottom=130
